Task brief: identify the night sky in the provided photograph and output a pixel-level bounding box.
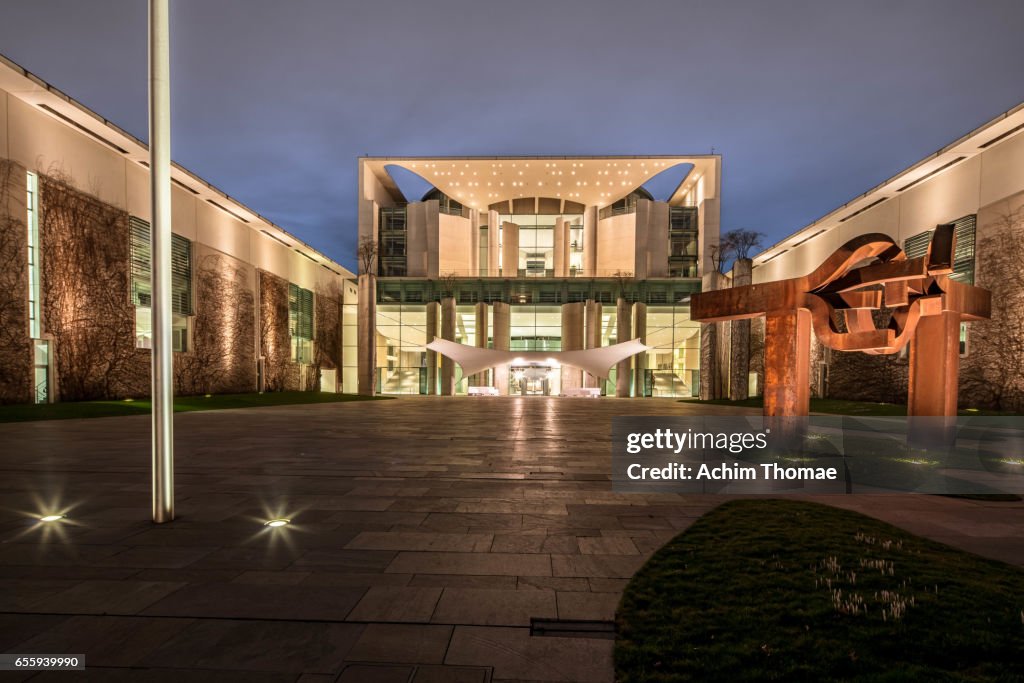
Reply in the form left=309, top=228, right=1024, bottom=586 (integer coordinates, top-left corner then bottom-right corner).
left=2, top=0, right=1022, bottom=271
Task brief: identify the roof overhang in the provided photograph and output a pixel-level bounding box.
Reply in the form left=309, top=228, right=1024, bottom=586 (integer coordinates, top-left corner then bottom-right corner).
left=754, top=100, right=1024, bottom=266
left=426, top=337, right=649, bottom=380
left=361, top=155, right=720, bottom=210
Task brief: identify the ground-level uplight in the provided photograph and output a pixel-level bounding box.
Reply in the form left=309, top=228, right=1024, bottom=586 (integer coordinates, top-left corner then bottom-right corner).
left=264, top=518, right=290, bottom=528
left=38, top=514, right=66, bottom=523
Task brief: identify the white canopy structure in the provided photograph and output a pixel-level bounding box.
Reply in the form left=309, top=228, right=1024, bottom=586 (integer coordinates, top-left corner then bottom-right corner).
left=425, top=338, right=650, bottom=380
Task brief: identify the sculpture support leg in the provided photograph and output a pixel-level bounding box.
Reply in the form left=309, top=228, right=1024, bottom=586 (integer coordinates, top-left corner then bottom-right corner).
left=763, top=309, right=810, bottom=417
left=908, top=312, right=960, bottom=417
left=908, top=311, right=959, bottom=448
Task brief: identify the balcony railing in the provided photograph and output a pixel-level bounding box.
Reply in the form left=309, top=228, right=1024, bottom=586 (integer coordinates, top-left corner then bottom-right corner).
left=598, top=204, right=636, bottom=220
left=438, top=204, right=471, bottom=218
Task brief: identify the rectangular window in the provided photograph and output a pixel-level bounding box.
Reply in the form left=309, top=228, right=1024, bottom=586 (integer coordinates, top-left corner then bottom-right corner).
left=26, top=172, right=41, bottom=338
left=289, top=283, right=314, bottom=364
left=130, top=216, right=192, bottom=351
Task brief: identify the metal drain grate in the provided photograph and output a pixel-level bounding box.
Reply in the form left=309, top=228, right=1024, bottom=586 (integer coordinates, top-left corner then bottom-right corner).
left=530, top=618, right=616, bottom=640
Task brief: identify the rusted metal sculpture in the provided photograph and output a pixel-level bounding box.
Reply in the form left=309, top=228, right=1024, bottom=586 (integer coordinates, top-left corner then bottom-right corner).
left=691, top=225, right=991, bottom=417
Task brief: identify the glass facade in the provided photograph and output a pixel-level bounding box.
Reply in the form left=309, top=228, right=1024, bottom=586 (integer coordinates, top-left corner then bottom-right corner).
left=498, top=213, right=583, bottom=277
left=376, top=304, right=428, bottom=395
left=639, top=305, right=701, bottom=397
left=668, top=206, right=699, bottom=278
left=342, top=284, right=358, bottom=394
left=373, top=297, right=700, bottom=397
left=378, top=206, right=408, bottom=276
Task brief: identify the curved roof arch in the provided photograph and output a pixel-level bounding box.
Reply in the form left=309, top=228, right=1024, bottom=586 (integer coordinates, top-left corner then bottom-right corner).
left=361, top=156, right=720, bottom=211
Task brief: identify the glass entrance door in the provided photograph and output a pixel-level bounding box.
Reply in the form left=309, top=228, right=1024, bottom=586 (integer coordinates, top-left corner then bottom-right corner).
left=510, top=366, right=560, bottom=396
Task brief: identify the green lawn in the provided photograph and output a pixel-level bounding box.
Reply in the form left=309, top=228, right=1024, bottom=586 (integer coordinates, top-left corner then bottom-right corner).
left=615, top=500, right=1024, bottom=682
left=0, top=391, right=391, bottom=423
left=680, top=396, right=1018, bottom=417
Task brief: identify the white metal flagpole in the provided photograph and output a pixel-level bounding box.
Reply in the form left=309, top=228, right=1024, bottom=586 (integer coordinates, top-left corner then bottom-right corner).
left=149, top=0, right=174, bottom=523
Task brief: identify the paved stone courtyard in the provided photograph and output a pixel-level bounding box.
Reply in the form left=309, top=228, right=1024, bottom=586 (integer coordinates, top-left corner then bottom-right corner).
left=1, top=397, right=1023, bottom=682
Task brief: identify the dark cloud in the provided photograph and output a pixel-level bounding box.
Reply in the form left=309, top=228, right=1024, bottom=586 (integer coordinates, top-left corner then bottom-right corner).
left=2, top=0, right=1022, bottom=271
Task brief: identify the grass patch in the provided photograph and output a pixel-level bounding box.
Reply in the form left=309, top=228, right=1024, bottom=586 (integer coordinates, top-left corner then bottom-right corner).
left=680, top=396, right=1019, bottom=417
left=615, top=500, right=1024, bottom=682
left=0, top=391, right=391, bottom=423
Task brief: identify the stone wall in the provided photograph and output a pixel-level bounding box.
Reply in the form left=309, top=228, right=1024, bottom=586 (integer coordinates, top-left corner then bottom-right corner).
left=40, top=172, right=148, bottom=401
left=259, top=271, right=301, bottom=392
left=176, top=248, right=257, bottom=395
left=0, top=159, right=294, bottom=403
left=310, top=282, right=343, bottom=390
left=0, top=160, right=32, bottom=404
left=959, top=195, right=1024, bottom=412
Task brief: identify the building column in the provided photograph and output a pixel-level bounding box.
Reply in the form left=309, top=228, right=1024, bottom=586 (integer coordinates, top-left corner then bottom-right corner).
left=584, top=299, right=602, bottom=388
left=615, top=297, right=632, bottom=397
left=583, top=206, right=597, bottom=276
left=501, top=222, right=519, bottom=277
left=493, top=301, right=511, bottom=395
left=699, top=271, right=729, bottom=400
left=553, top=218, right=568, bottom=277
left=560, top=302, right=584, bottom=393
left=357, top=273, right=377, bottom=396
left=425, top=301, right=439, bottom=395
left=729, top=258, right=753, bottom=401
left=633, top=302, right=647, bottom=398
left=487, top=210, right=500, bottom=276
left=440, top=297, right=456, bottom=395
left=469, top=209, right=480, bottom=277
left=473, top=302, right=489, bottom=386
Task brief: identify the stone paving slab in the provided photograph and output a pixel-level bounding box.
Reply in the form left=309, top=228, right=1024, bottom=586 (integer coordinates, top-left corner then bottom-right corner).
left=1, top=396, right=1022, bottom=681
left=432, top=588, right=557, bottom=626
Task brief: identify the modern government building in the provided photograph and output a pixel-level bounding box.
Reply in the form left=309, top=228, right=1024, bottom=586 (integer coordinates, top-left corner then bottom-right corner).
left=1, top=48, right=1022, bottom=411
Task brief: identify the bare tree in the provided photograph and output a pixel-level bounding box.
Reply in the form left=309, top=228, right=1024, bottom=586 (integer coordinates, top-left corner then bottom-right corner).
left=612, top=270, right=633, bottom=299
left=708, top=243, right=728, bottom=274
left=358, top=236, right=378, bottom=275
left=724, top=229, right=765, bottom=261
left=438, top=272, right=458, bottom=299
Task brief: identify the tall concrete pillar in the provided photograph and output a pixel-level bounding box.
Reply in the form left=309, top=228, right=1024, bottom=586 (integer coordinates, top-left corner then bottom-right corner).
left=729, top=258, right=753, bottom=401
left=440, top=297, right=456, bottom=395
left=493, top=301, right=511, bottom=395
left=472, top=302, right=489, bottom=386
left=553, top=218, right=568, bottom=277
left=633, top=302, right=647, bottom=398
left=425, top=301, right=439, bottom=395
left=699, top=271, right=730, bottom=400
left=560, top=302, right=585, bottom=393
left=615, top=297, right=632, bottom=397
left=487, top=210, right=500, bottom=276
left=357, top=273, right=377, bottom=396
left=583, top=206, right=597, bottom=276
left=469, top=209, right=480, bottom=277
left=501, top=222, right=519, bottom=277
left=584, top=299, right=602, bottom=388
